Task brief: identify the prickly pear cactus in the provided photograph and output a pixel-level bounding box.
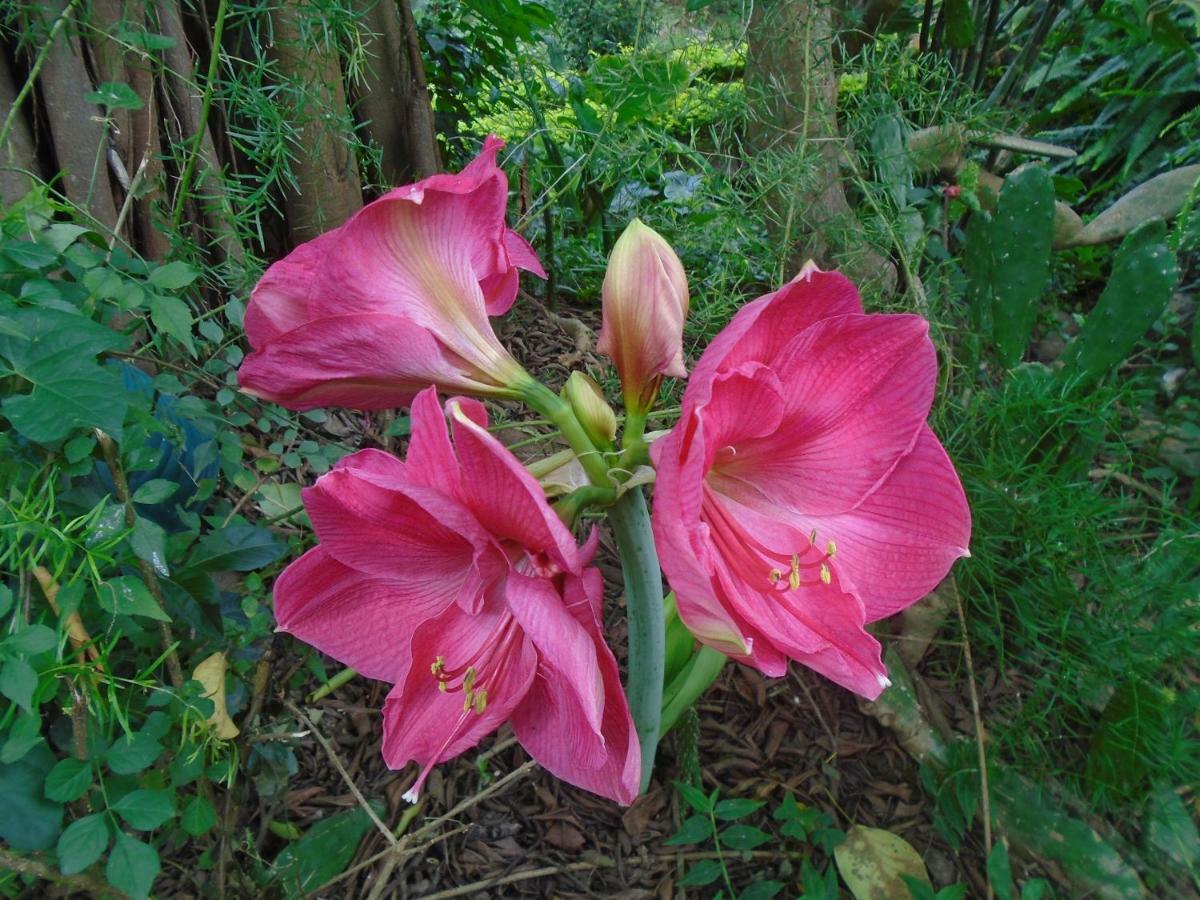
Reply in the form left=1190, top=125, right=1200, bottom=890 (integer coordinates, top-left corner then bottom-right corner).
left=1061, top=220, right=1179, bottom=386
left=963, top=165, right=1056, bottom=368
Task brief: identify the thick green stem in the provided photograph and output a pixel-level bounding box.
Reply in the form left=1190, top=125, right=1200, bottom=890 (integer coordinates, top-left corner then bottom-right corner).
left=552, top=484, right=616, bottom=526
left=522, top=381, right=609, bottom=485
left=606, top=487, right=664, bottom=792
left=659, top=645, right=727, bottom=738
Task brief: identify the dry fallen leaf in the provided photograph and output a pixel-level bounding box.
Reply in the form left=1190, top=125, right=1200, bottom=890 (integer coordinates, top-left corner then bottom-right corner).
left=193, top=651, right=240, bottom=739
left=834, top=824, right=931, bottom=900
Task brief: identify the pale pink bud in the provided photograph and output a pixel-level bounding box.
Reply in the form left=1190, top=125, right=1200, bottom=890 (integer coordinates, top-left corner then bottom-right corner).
left=597, top=220, right=689, bottom=414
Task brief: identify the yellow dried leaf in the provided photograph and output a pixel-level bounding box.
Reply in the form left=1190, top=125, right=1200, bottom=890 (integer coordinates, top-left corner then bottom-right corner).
left=193, top=652, right=240, bottom=739
left=834, top=825, right=931, bottom=900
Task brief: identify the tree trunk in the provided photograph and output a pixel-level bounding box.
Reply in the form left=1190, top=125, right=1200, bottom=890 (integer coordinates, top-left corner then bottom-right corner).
left=352, top=0, right=439, bottom=184
left=745, top=0, right=896, bottom=294
left=270, top=0, right=364, bottom=241
left=0, top=52, right=40, bottom=206
left=34, top=0, right=119, bottom=232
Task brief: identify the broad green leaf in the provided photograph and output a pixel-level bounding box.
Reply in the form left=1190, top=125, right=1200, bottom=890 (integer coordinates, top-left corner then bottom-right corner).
left=186, top=525, right=285, bottom=572
left=0, top=659, right=38, bottom=711
left=64, top=434, right=96, bottom=463
left=2, top=710, right=44, bottom=763
left=987, top=841, right=1015, bottom=899
left=714, top=798, right=765, bottom=821
left=149, top=293, right=195, bottom=355
left=1145, top=783, right=1200, bottom=873
left=148, top=261, right=199, bottom=290
left=40, top=223, right=89, bottom=253
left=719, top=824, right=771, bottom=851
left=271, top=804, right=383, bottom=893
left=130, top=517, right=169, bottom=576
left=834, top=825, right=931, bottom=900
left=44, top=757, right=93, bottom=802
left=132, top=479, right=179, bottom=505
left=98, top=576, right=170, bottom=622
left=112, top=788, right=176, bottom=830
left=181, top=795, right=217, bottom=836
left=674, top=780, right=713, bottom=814
left=105, top=731, right=163, bottom=775
left=740, top=882, right=784, bottom=900
left=84, top=81, right=144, bottom=110
left=3, top=624, right=57, bottom=656
left=1, top=240, right=58, bottom=270
left=0, top=743, right=62, bottom=850
left=57, top=813, right=109, bottom=875
left=106, top=832, right=160, bottom=900
left=0, top=309, right=128, bottom=443
left=664, top=813, right=713, bottom=846
left=0, top=585, right=11, bottom=617
left=678, top=858, right=723, bottom=887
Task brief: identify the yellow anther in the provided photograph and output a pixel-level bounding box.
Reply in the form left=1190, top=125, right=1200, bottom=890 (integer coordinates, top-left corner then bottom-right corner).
left=826, top=540, right=836, bottom=559
left=769, top=568, right=782, bottom=584
left=463, top=667, right=477, bottom=693
left=438, top=681, right=447, bottom=693
left=430, top=656, right=445, bottom=677
left=789, top=553, right=802, bottom=590
left=463, top=691, right=474, bottom=712
left=819, top=563, right=831, bottom=585
left=473, top=690, right=488, bottom=714
left=809, top=528, right=818, bottom=546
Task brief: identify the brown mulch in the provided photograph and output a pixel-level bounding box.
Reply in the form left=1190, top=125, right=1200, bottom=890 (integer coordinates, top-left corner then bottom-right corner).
left=216, top=297, right=1005, bottom=899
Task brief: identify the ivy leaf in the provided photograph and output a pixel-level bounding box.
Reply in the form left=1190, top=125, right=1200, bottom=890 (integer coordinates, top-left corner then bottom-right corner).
left=44, top=757, right=93, bottom=802
left=112, top=788, right=176, bottom=831
left=105, top=731, right=163, bottom=775
left=84, top=81, right=144, bottom=110
left=57, top=813, right=110, bottom=875
left=106, top=832, right=160, bottom=900
left=0, top=659, right=38, bottom=711
left=97, top=576, right=170, bottom=622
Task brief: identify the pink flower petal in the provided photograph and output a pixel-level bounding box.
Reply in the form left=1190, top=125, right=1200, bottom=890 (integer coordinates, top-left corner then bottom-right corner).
left=446, top=398, right=582, bottom=572
left=402, top=387, right=466, bottom=500
left=715, top=313, right=935, bottom=516
left=381, top=604, right=536, bottom=771
left=237, top=312, right=501, bottom=411
left=510, top=571, right=640, bottom=805
left=273, top=547, right=451, bottom=683
left=806, top=425, right=971, bottom=620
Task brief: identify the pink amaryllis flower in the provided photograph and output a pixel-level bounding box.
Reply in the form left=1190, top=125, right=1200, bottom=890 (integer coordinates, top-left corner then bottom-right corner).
left=273, top=387, right=639, bottom=804
left=651, top=266, right=970, bottom=699
left=238, top=136, right=545, bottom=411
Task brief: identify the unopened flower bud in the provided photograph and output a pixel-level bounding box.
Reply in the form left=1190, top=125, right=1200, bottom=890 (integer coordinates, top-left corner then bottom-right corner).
left=562, top=371, right=618, bottom=448
left=597, top=219, right=689, bottom=415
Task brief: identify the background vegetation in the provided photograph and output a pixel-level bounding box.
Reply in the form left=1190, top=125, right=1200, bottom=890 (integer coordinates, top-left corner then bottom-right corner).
left=0, top=0, right=1197, bottom=896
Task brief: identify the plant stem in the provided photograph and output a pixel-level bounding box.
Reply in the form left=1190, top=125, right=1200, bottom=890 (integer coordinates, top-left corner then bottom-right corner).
left=659, top=645, right=727, bottom=738
left=308, top=665, right=357, bottom=703
left=521, top=381, right=609, bottom=485
left=169, top=0, right=230, bottom=231
left=606, top=487, right=664, bottom=793
left=553, top=484, right=616, bottom=526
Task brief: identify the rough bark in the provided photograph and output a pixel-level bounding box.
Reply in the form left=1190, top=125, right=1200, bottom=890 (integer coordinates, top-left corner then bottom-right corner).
left=352, top=0, right=439, bottom=184
left=745, top=0, right=896, bottom=294
left=35, top=0, right=119, bottom=232
left=0, top=52, right=41, bottom=206
left=270, top=0, right=364, bottom=241
left=397, top=0, right=440, bottom=177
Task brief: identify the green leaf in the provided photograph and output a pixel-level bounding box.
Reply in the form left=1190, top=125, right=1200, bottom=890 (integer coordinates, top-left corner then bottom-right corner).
left=740, top=881, right=784, bottom=900
left=181, top=795, right=217, bottom=836
left=3, top=624, right=57, bottom=656
left=0, top=743, right=62, bottom=850
left=679, top=858, right=723, bottom=887
left=987, top=841, right=1014, bottom=899
left=149, top=294, right=195, bottom=355
left=112, top=788, right=176, bottom=831
left=186, top=525, right=286, bottom=572
left=720, top=824, right=771, bottom=851
left=148, top=261, right=199, bottom=290
left=664, top=814, right=713, bottom=846
left=98, top=576, right=170, bottom=622
left=0, top=586, right=11, bottom=617
left=130, top=517, right=169, bottom=576
left=44, top=757, right=93, bottom=802
left=132, top=479, right=179, bottom=504
left=64, top=434, right=96, bottom=463
left=674, top=780, right=713, bottom=814
left=943, top=0, right=976, bottom=48
left=40, top=223, right=89, bottom=254
left=1, top=240, right=58, bottom=270
left=271, top=804, right=383, bottom=893
left=2, top=710, right=44, bottom=763
left=0, top=659, right=38, bottom=711
left=1145, top=783, right=1200, bottom=873
left=714, top=798, right=765, bottom=821
left=105, top=731, right=163, bottom=775
left=84, top=81, right=144, bottom=110
left=57, top=813, right=110, bottom=875
left=106, top=832, right=160, bottom=900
